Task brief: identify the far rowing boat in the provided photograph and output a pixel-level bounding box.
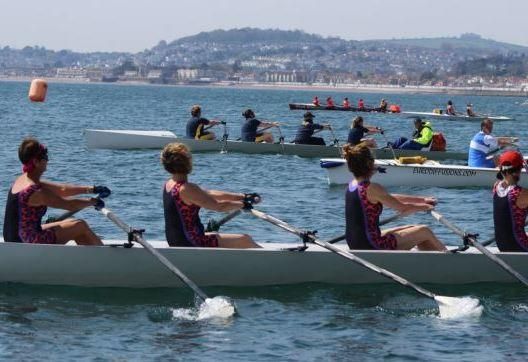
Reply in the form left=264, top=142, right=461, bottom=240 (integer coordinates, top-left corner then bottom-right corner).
left=84, top=129, right=467, bottom=160
left=320, top=158, right=528, bottom=187
left=0, top=240, right=524, bottom=287
left=289, top=103, right=385, bottom=113
left=401, top=111, right=512, bottom=122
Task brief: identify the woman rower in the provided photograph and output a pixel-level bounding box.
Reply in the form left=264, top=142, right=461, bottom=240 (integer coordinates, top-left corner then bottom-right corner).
left=343, top=144, right=447, bottom=251
left=347, top=116, right=380, bottom=148
left=3, top=138, right=107, bottom=245
left=241, top=109, right=278, bottom=143
left=293, top=112, right=331, bottom=145
left=161, top=142, right=261, bottom=248
left=493, top=151, right=528, bottom=252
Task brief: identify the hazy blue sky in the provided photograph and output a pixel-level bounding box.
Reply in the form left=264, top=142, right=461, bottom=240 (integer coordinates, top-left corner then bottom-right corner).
left=1, top=0, right=526, bottom=52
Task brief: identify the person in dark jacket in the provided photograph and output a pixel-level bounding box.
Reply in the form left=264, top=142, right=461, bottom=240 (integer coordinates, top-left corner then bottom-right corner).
left=293, top=112, right=331, bottom=145
left=347, top=116, right=380, bottom=147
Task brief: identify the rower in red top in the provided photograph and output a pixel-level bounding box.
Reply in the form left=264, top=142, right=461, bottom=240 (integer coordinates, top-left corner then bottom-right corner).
left=343, top=97, right=351, bottom=108
left=313, top=96, right=320, bottom=107
left=358, top=99, right=365, bottom=111
left=493, top=151, right=528, bottom=252
left=326, top=97, right=335, bottom=107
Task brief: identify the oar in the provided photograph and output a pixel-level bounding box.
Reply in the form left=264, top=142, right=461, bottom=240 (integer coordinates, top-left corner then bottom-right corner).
left=378, top=128, right=398, bottom=160
left=328, top=126, right=340, bottom=146
left=100, top=207, right=211, bottom=302
left=205, top=210, right=242, bottom=232
left=247, top=208, right=480, bottom=318
left=45, top=208, right=82, bottom=223
left=430, top=210, right=528, bottom=287
left=328, top=213, right=406, bottom=244
left=276, top=125, right=285, bottom=154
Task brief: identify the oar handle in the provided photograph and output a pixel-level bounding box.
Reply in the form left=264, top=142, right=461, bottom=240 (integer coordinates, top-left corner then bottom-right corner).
left=45, top=208, right=82, bottom=223
left=100, top=207, right=210, bottom=301
left=205, top=210, right=242, bottom=232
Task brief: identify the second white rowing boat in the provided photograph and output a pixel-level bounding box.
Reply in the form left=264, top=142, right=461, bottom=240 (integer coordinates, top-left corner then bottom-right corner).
left=84, top=129, right=467, bottom=160
left=320, top=158, right=528, bottom=187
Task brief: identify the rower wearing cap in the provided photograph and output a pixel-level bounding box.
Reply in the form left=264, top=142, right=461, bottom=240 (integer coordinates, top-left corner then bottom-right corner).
left=468, top=119, right=518, bottom=168
left=493, top=151, right=528, bottom=252
left=186, top=105, right=221, bottom=140
left=388, top=118, right=433, bottom=150
left=466, top=103, right=476, bottom=117
left=293, top=112, right=331, bottom=145
left=446, top=100, right=456, bottom=115
left=343, top=144, right=446, bottom=251
left=241, top=109, right=278, bottom=143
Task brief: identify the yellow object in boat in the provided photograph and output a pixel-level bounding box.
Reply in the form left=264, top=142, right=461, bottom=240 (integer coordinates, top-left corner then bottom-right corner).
left=398, top=156, right=427, bottom=164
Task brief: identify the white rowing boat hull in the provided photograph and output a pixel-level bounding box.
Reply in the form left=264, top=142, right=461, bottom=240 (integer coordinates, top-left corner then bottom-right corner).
left=84, top=129, right=467, bottom=160
left=401, top=111, right=512, bottom=122
left=0, top=241, right=525, bottom=288
left=320, top=158, right=528, bottom=187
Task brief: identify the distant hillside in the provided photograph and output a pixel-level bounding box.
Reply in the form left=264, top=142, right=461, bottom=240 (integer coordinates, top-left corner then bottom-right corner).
left=173, top=28, right=329, bottom=44
left=369, top=33, right=528, bottom=54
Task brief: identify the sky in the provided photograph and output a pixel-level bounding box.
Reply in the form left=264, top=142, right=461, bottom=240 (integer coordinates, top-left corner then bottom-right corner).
left=0, top=0, right=526, bottom=53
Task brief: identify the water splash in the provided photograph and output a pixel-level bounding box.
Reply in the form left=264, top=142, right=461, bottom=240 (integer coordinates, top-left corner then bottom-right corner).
left=435, top=296, right=483, bottom=319
left=172, top=296, right=236, bottom=321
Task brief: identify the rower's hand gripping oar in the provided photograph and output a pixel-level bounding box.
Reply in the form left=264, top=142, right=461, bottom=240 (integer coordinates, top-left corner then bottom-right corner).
left=377, top=127, right=398, bottom=161
left=45, top=186, right=112, bottom=223
left=246, top=208, right=481, bottom=318
left=99, top=207, right=211, bottom=302
left=430, top=210, right=528, bottom=287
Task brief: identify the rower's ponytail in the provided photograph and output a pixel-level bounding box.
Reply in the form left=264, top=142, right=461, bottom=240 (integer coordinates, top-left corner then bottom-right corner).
left=343, top=144, right=374, bottom=178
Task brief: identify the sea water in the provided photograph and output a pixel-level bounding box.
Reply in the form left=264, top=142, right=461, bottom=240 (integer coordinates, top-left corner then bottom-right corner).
left=0, top=81, right=527, bottom=360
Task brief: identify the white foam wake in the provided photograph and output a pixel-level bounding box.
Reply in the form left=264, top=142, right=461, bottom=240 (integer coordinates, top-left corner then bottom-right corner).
left=171, top=296, right=236, bottom=321
left=435, top=296, right=483, bottom=319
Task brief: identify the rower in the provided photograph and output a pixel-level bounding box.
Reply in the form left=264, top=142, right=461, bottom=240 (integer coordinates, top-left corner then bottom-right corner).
left=343, top=144, right=446, bottom=251
left=185, top=105, right=221, bottom=140
left=3, top=138, right=107, bottom=245
left=161, top=142, right=260, bottom=248
left=493, top=151, right=528, bottom=252
left=326, top=97, right=335, bottom=108
left=446, top=100, right=456, bottom=115
left=388, top=118, right=433, bottom=150
left=468, top=119, right=518, bottom=168
left=466, top=103, right=476, bottom=117
left=313, top=96, right=320, bottom=107
left=358, top=98, right=365, bottom=111
left=293, top=112, right=331, bottom=145
left=241, top=109, right=278, bottom=143
left=347, top=116, right=380, bottom=148
left=343, top=97, right=351, bottom=108
left=378, top=99, right=388, bottom=113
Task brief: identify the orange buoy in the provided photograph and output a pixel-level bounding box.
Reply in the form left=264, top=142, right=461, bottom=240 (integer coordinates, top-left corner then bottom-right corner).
left=389, top=104, right=401, bottom=113
left=28, top=79, right=48, bottom=102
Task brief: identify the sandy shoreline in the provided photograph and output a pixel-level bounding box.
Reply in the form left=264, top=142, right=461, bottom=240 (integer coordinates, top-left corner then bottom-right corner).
left=2, top=76, right=527, bottom=97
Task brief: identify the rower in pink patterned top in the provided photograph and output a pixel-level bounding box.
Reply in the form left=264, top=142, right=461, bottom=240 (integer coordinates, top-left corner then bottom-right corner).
left=343, top=144, right=447, bottom=251
left=161, top=142, right=261, bottom=248
left=3, top=138, right=107, bottom=245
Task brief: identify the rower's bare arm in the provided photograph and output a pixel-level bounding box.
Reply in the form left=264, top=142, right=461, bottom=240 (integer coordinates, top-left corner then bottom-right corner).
left=368, top=183, right=432, bottom=214
left=41, top=180, right=92, bottom=197
left=28, top=188, right=95, bottom=211
left=181, top=183, right=242, bottom=212
left=206, top=190, right=244, bottom=202
left=392, top=194, right=436, bottom=205
left=497, top=137, right=518, bottom=146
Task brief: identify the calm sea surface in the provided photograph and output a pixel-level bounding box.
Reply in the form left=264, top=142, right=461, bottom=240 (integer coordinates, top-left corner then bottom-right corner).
left=0, top=81, right=527, bottom=360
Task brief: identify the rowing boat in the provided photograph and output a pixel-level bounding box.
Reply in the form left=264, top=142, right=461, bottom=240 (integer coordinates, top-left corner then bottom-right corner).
left=289, top=104, right=512, bottom=122
left=289, top=103, right=388, bottom=113
left=320, top=158, right=528, bottom=187
left=0, top=240, right=524, bottom=287
left=84, top=129, right=467, bottom=160
left=401, top=111, right=512, bottom=122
